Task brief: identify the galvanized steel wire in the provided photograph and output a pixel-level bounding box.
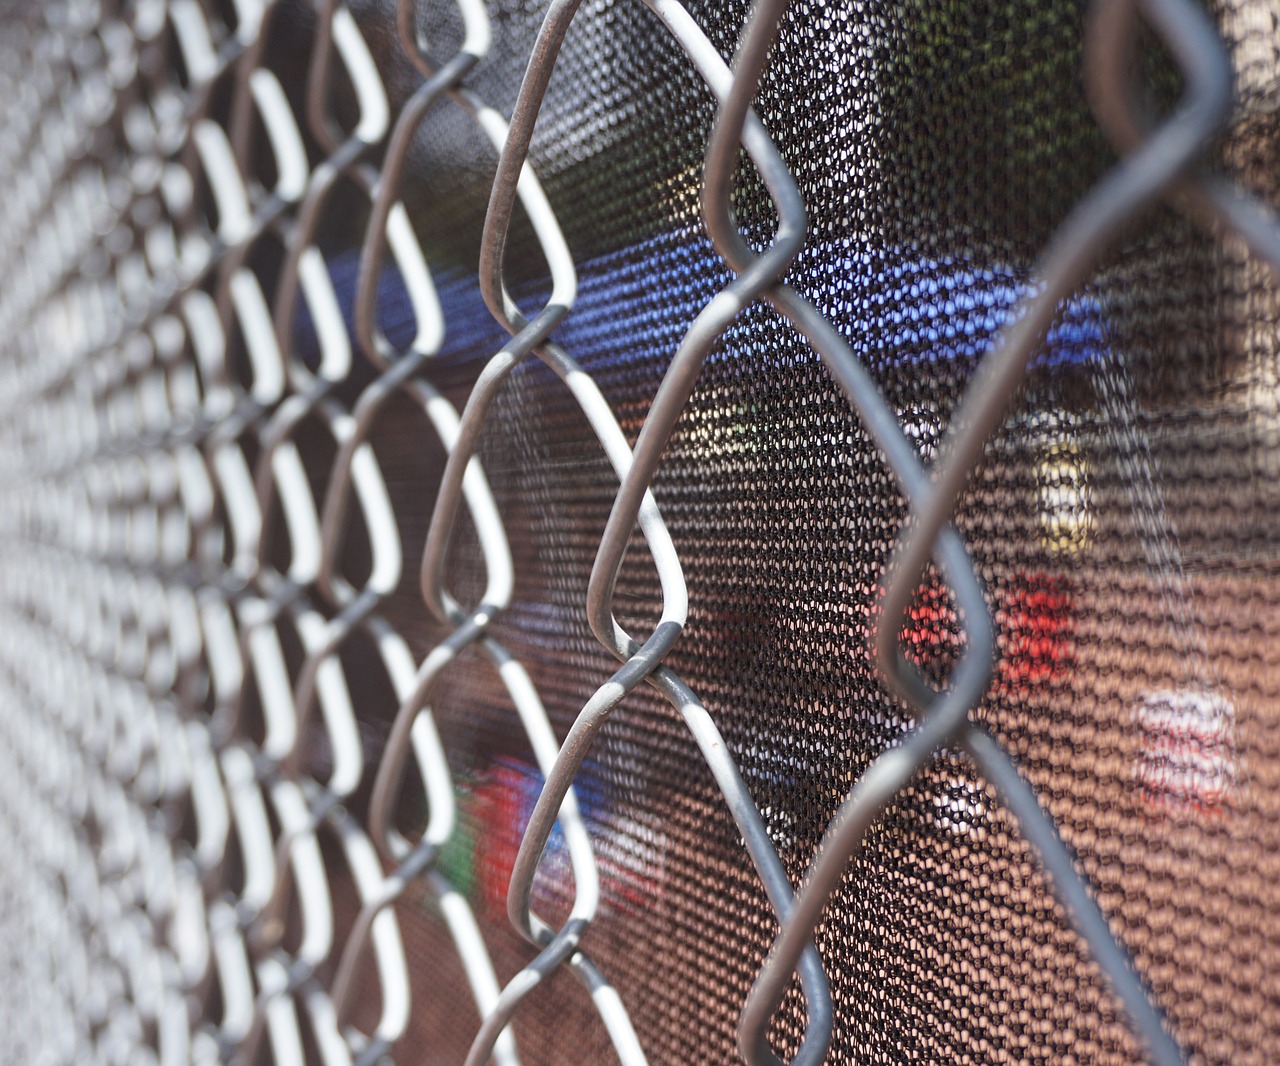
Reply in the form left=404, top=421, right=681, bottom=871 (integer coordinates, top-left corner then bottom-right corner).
left=0, top=0, right=1276, bottom=1064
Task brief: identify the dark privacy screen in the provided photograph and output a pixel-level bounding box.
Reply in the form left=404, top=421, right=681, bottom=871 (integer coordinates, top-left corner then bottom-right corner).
left=2, top=0, right=1279, bottom=1064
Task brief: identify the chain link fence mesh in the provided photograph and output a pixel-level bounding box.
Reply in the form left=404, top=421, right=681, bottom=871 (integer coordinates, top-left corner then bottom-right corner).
left=2, top=0, right=1280, bottom=1063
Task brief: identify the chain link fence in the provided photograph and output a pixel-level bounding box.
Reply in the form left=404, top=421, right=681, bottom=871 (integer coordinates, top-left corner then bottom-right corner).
left=2, top=0, right=1280, bottom=1063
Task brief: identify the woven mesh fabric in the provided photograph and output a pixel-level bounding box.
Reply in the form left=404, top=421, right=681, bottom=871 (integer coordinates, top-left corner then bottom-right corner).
left=269, top=1, right=1280, bottom=1063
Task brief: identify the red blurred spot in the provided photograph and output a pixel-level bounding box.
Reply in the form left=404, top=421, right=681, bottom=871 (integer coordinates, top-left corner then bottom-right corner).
left=995, top=573, right=1076, bottom=688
